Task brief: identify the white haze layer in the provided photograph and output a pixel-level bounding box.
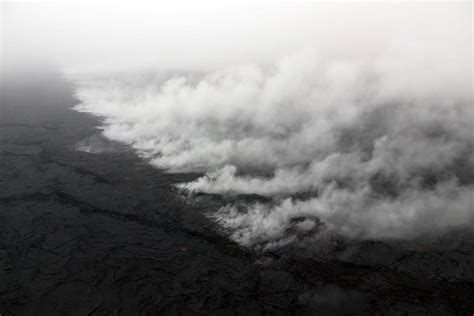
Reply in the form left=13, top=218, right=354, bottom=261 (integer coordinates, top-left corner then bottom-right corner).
left=63, top=3, right=473, bottom=249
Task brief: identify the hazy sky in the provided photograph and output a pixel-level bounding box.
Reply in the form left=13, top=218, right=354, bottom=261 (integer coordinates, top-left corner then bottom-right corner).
left=2, top=2, right=471, bottom=72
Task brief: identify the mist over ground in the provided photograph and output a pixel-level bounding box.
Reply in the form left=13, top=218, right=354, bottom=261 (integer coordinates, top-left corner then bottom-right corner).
left=3, top=2, right=473, bottom=249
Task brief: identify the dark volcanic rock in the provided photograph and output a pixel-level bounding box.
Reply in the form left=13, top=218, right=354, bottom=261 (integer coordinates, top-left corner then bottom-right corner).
left=0, top=70, right=473, bottom=315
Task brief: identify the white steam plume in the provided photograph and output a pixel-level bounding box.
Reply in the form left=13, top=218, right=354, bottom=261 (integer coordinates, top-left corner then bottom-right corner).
left=67, top=3, right=473, bottom=249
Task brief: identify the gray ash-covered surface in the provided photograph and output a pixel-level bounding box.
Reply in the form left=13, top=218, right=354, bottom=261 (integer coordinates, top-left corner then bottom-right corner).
left=0, top=70, right=473, bottom=315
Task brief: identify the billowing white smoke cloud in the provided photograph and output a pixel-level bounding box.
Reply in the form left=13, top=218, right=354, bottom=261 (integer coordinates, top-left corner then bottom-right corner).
left=67, top=4, right=473, bottom=249
left=70, top=48, right=473, bottom=248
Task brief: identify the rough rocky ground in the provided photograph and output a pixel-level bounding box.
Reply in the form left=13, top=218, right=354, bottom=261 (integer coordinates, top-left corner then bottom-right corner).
left=0, top=70, right=473, bottom=315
